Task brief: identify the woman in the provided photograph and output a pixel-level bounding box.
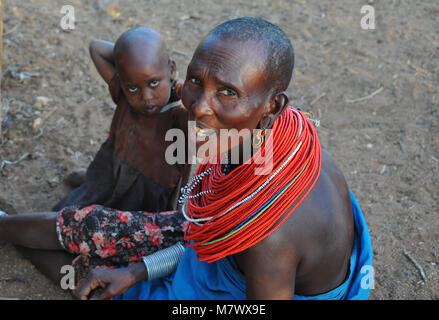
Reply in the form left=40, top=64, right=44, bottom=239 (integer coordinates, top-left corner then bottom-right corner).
left=0, top=17, right=372, bottom=300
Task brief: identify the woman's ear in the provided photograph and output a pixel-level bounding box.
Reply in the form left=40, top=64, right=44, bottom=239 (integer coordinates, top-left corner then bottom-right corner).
left=262, top=91, right=289, bottom=129
left=273, top=91, right=289, bottom=115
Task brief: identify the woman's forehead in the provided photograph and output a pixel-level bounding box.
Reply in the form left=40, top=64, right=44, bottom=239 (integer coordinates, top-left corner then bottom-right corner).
left=189, top=38, right=267, bottom=87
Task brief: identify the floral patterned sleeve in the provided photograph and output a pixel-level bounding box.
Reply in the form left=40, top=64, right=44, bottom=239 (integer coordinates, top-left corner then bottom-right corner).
left=56, top=204, right=188, bottom=286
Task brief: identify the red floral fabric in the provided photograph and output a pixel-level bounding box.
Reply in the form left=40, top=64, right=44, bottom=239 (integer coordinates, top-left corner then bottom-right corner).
left=56, top=204, right=188, bottom=286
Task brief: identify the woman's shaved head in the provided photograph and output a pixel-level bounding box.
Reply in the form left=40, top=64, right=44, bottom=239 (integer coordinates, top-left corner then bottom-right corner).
left=203, top=17, right=294, bottom=93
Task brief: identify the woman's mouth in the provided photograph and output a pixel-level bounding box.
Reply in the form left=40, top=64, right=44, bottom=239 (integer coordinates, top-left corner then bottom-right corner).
left=195, top=126, right=213, bottom=136
left=189, top=124, right=216, bottom=143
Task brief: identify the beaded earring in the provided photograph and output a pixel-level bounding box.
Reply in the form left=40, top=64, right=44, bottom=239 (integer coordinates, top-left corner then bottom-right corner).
left=252, top=117, right=268, bottom=148
left=252, top=128, right=266, bottom=148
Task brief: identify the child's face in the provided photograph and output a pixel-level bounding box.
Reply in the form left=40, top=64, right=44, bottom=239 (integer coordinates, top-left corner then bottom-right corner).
left=117, top=56, right=175, bottom=116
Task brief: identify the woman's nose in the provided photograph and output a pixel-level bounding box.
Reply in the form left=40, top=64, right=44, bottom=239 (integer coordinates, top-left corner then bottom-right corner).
left=191, top=92, right=214, bottom=117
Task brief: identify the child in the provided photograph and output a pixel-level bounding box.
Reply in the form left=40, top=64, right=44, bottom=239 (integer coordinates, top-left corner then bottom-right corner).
left=7, top=27, right=192, bottom=288
left=54, top=27, right=190, bottom=213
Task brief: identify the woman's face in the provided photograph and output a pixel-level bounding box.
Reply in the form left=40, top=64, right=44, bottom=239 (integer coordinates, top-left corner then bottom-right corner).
left=181, top=38, right=272, bottom=159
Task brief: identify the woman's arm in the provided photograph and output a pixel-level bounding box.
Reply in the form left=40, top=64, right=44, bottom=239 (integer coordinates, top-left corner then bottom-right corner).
left=234, top=236, right=300, bottom=300
left=89, top=40, right=116, bottom=84
left=74, top=242, right=185, bottom=300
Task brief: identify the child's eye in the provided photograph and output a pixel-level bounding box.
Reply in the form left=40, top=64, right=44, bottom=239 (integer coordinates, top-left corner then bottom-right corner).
left=127, top=86, right=138, bottom=93
left=150, top=80, right=159, bottom=88
left=218, top=88, right=237, bottom=97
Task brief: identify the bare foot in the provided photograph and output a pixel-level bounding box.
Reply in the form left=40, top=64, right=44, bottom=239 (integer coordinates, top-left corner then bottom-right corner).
left=64, top=169, right=87, bottom=187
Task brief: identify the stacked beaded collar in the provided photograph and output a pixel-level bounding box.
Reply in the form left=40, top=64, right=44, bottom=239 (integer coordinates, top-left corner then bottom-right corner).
left=179, top=107, right=322, bottom=263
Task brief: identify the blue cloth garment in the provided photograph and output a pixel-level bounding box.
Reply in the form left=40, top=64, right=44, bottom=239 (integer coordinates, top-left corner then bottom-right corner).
left=294, top=190, right=373, bottom=300
left=115, top=190, right=373, bottom=300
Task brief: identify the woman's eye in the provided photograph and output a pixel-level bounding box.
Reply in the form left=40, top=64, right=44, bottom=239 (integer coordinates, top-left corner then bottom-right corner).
left=219, top=88, right=237, bottom=97
left=189, top=77, right=200, bottom=85
left=150, top=80, right=159, bottom=88
left=127, top=86, right=138, bottom=93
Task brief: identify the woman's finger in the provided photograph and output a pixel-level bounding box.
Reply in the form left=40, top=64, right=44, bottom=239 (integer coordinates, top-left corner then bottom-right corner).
left=90, top=285, right=114, bottom=300
left=74, top=271, right=103, bottom=300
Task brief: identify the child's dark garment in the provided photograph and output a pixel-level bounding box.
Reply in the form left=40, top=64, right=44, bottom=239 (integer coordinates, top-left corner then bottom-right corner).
left=53, top=75, right=188, bottom=212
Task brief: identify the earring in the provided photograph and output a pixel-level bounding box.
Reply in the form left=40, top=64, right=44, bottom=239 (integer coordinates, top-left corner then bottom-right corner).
left=252, top=128, right=266, bottom=148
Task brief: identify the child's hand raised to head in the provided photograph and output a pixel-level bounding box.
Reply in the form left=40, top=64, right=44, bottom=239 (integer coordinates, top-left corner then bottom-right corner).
left=89, top=40, right=116, bottom=85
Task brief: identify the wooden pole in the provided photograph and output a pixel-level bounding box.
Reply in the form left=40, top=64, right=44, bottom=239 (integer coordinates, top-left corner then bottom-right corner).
left=0, top=0, right=2, bottom=86
left=0, top=0, right=2, bottom=73
left=0, top=0, right=3, bottom=142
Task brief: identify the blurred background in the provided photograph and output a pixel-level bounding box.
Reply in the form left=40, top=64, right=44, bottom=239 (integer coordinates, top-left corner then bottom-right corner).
left=0, top=0, right=437, bottom=299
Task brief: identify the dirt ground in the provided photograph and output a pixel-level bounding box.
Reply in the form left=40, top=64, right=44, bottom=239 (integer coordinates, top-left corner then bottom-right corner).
left=0, top=0, right=437, bottom=300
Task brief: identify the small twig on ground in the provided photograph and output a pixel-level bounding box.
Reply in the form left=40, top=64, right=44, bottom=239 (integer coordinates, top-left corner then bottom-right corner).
left=3, top=22, right=20, bottom=36
left=346, top=86, right=383, bottom=103
left=84, top=96, right=95, bottom=105
left=403, top=250, right=427, bottom=282
left=0, top=152, right=31, bottom=169
left=172, top=49, right=190, bottom=58
left=3, top=66, right=40, bottom=83
left=398, top=140, right=408, bottom=159
left=310, top=92, right=326, bottom=106
left=431, top=156, right=439, bottom=163
left=42, top=106, right=58, bottom=121
left=424, top=34, right=439, bottom=49
left=0, top=99, right=10, bottom=144
left=376, top=159, right=404, bottom=166
left=0, top=277, right=24, bottom=282
left=33, top=127, right=43, bottom=139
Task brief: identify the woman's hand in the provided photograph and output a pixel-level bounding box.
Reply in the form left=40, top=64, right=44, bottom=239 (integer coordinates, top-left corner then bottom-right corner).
left=74, top=262, right=147, bottom=300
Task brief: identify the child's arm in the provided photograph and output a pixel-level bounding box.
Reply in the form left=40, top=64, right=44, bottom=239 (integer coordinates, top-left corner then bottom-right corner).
left=89, top=40, right=116, bottom=85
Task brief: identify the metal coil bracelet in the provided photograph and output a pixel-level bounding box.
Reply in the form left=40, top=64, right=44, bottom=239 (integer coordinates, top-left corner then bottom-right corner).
left=141, top=242, right=186, bottom=281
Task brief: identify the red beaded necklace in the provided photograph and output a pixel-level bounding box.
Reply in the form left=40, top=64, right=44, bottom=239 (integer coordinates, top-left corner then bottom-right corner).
left=183, top=107, right=321, bottom=263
